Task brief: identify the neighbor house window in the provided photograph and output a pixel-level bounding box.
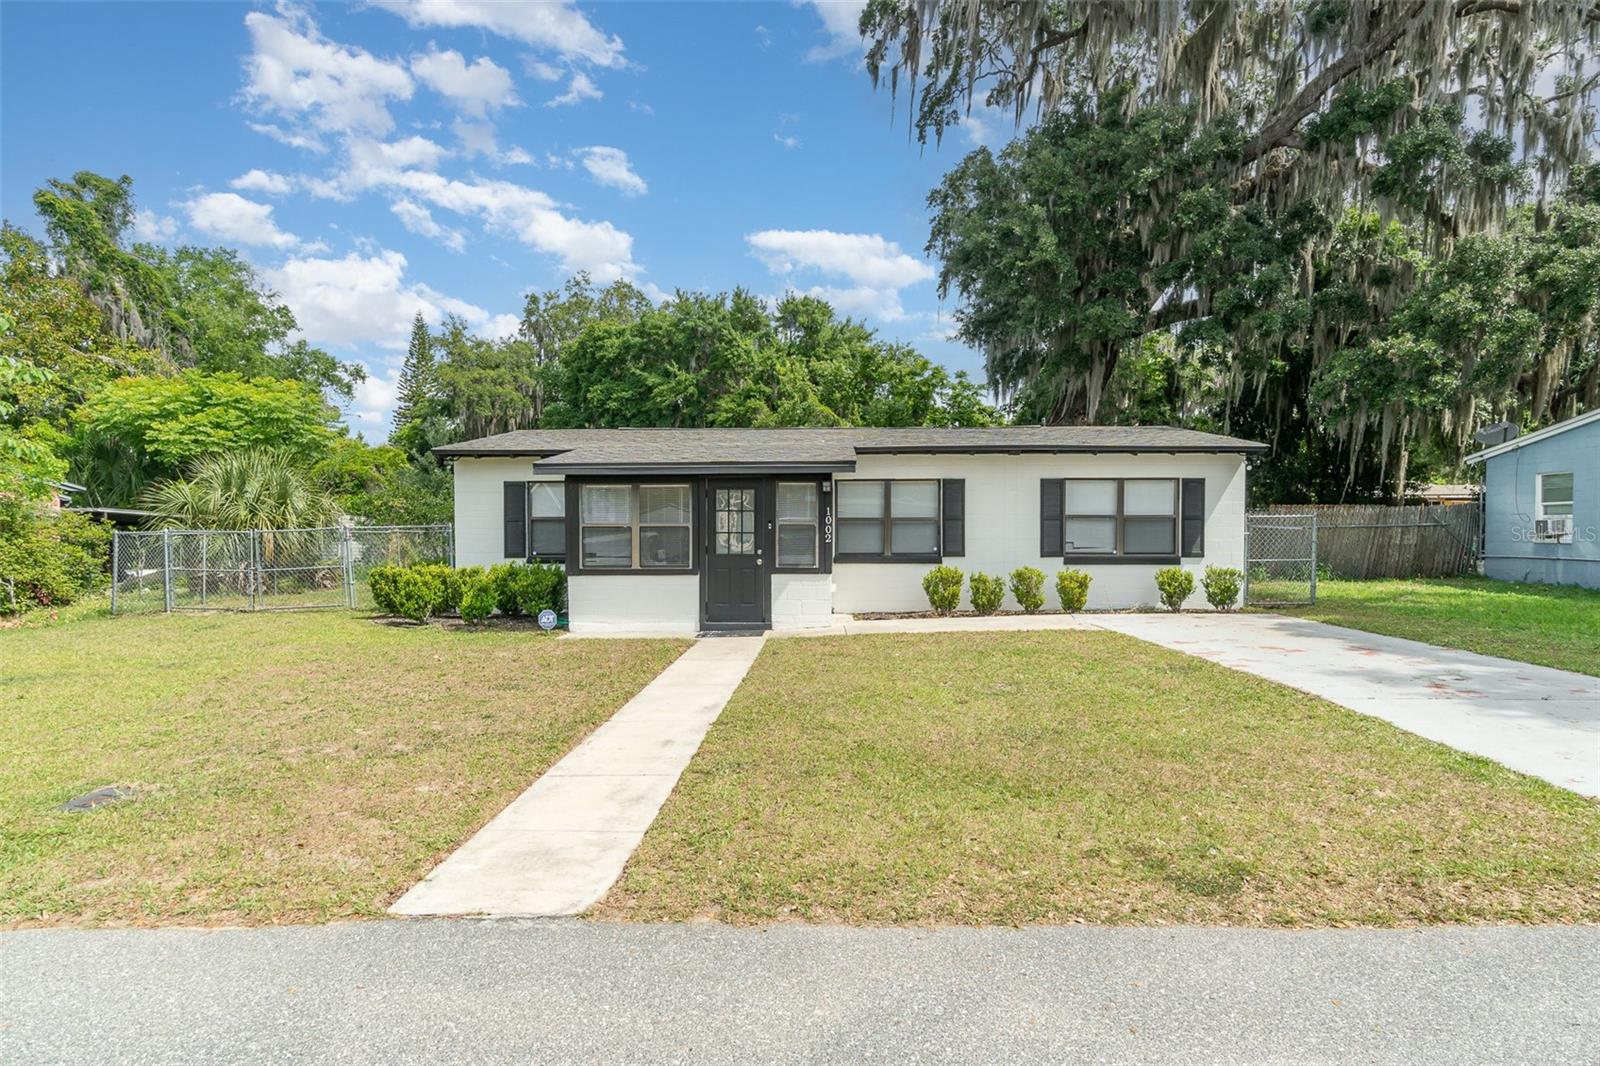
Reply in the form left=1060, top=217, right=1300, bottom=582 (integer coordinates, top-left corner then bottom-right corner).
left=1064, top=478, right=1177, bottom=558
left=1537, top=472, right=1574, bottom=519
left=579, top=483, right=693, bottom=570
left=776, top=482, right=819, bottom=567
left=528, top=481, right=566, bottom=561
left=1536, top=472, right=1574, bottom=542
left=835, top=479, right=940, bottom=559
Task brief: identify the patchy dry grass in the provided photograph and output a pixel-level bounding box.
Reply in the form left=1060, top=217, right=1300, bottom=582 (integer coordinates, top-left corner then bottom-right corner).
left=596, top=631, right=1600, bottom=927
left=1270, top=578, right=1600, bottom=676
left=1, top=610, right=686, bottom=927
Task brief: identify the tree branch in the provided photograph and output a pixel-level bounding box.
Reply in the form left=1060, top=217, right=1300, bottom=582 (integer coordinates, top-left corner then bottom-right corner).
left=1238, top=0, right=1430, bottom=168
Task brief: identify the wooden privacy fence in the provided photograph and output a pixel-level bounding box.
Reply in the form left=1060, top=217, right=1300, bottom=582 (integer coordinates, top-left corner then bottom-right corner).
left=1264, top=503, right=1480, bottom=579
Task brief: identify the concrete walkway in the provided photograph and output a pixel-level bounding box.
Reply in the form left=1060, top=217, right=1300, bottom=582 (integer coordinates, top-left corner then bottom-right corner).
left=5, top=921, right=1595, bottom=1064
left=391, top=635, right=764, bottom=917
left=1090, top=613, right=1600, bottom=797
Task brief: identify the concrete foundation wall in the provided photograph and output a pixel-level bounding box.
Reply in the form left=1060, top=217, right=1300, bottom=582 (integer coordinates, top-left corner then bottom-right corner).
left=567, top=575, right=700, bottom=636
left=770, top=572, right=834, bottom=630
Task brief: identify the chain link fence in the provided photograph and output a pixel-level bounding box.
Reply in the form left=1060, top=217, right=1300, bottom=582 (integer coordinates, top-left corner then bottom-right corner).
left=111, top=525, right=453, bottom=615
left=1244, top=512, right=1317, bottom=606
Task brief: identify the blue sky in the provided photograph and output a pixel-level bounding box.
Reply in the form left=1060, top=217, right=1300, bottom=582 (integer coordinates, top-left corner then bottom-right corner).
left=1, top=1, right=1009, bottom=439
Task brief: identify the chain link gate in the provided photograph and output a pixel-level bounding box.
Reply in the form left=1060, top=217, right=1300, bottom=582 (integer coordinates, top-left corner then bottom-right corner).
left=110, top=525, right=453, bottom=615
left=1244, top=512, right=1317, bottom=606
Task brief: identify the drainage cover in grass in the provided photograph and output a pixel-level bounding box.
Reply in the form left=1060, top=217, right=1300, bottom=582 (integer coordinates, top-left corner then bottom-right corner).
left=59, top=786, right=136, bottom=812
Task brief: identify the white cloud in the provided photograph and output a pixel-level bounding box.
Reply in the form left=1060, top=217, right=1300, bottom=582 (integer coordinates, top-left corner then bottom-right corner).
left=337, top=166, right=639, bottom=281
left=747, top=229, right=933, bottom=289
left=451, top=118, right=500, bottom=158
left=390, top=199, right=467, bottom=253
left=350, top=134, right=451, bottom=174
left=241, top=9, right=413, bottom=136
left=755, top=24, right=772, bottom=50
left=747, top=229, right=935, bottom=322
left=351, top=368, right=399, bottom=427
left=575, top=146, right=647, bottom=196
left=547, top=71, right=601, bottom=108
left=230, top=168, right=293, bottom=195
left=628, top=100, right=654, bottom=116
left=263, top=247, right=512, bottom=350
left=524, top=58, right=563, bottom=82
left=131, top=209, right=179, bottom=242
left=411, top=47, right=518, bottom=117
left=185, top=192, right=305, bottom=249
left=499, top=146, right=534, bottom=165
left=803, top=0, right=867, bottom=62
left=372, top=0, right=627, bottom=68
left=249, top=121, right=327, bottom=153
left=774, top=133, right=801, bottom=149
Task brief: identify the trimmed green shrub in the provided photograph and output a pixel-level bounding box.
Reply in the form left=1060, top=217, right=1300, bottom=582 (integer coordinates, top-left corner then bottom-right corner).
left=490, top=561, right=566, bottom=617
left=1202, top=566, right=1244, bottom=611
left=1154, top=566, right=1195, bottom=611
left=411, top=563, right=459, bottom=612
left=1008, top=566, right=1046, bottom=613
left=969, top=571, right=1005, bottom=615
left=922, top=564, right=964, bottom=614
left=1056, top=568, right=1091, bottom=612
left=367, top=565, right=403, bottom=614
left=458, top=573, right=498, bottom=623
left=387, top=567, right=441, bottom=622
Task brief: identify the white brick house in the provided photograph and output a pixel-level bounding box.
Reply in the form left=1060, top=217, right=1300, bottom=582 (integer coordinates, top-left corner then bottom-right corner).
left=437, top=427, right=1264, bottom=635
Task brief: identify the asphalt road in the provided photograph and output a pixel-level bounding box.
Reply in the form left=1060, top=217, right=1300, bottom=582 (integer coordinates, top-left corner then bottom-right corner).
left=3, top=920, right=1595, bottom=1064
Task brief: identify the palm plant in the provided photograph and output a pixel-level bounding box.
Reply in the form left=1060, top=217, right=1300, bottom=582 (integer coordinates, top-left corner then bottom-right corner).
left=142, top=449, right=341, bottom=531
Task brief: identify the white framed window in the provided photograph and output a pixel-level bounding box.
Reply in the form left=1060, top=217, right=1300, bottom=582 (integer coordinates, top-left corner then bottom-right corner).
left=639, top=485, right=692, bottom=569
left=578, top=483, right=693, bottom=570
left=1063, top=478, right=1177, bottom=557
left=1536, top=472, right=1574, bottom=542
left=528, top=481, right=566, bottom=560
left=776, top=482, right=819, bottom=567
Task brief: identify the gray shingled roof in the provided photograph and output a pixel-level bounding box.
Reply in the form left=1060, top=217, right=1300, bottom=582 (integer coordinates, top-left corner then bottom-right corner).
left=434, top=426, right=1265, bottom=471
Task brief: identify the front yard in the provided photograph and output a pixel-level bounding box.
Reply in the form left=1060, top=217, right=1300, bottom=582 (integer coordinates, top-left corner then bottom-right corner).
left=597, top=631, right=1600, bottom=926
left=1272, top=577, right=1600, bottom=675
left=1, top=610, right=686, bottom=927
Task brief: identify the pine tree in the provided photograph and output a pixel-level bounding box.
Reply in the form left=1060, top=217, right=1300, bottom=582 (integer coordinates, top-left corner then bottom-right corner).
left=393, top=310, right=434, bottom=430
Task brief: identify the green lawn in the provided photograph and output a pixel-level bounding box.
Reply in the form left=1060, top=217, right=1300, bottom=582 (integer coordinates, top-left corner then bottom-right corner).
left=1, top=610, right=686, bottom=927
left=596, top=631, right=1600, bottom=927
left=1269, top=577, right=1600, bottom=675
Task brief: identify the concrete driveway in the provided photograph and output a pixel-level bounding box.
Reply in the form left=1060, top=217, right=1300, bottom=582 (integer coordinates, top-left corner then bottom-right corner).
left=1090, top=613, right=1600, bottom=797
left=4, top=921, right=1595, bottom=1065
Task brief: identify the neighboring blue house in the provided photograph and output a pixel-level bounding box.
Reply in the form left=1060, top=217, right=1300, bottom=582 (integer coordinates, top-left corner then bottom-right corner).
left=1465, top=409, right=1599, bottom=589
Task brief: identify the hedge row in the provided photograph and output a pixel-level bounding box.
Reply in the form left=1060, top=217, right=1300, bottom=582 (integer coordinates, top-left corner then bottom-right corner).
left=369, top=561, right=566, bottom=624
left=921, top=564, right=1244, bottom=614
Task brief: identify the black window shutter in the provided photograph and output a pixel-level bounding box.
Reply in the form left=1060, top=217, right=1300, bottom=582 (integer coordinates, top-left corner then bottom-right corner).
left=1180, top=478, right=1205, bottom=557
left=1040, top=479, right=1064, bottom=557
left=941, top=479, right=965, bottom=557
left=503, top=481, right=527, bottom=558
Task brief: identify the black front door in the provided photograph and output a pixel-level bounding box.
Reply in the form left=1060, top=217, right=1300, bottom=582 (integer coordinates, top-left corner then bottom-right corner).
left=703, top=480, right=769, bottom=628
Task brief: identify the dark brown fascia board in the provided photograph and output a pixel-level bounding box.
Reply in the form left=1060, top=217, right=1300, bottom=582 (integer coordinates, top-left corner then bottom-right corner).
left=532, top=460, right=858, bottom=475
left=850, top=443, right=1269, bottom=455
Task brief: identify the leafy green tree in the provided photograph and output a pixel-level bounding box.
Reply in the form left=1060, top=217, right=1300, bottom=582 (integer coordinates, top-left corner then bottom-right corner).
left=0, top=225, right=168, bottom=430
left=150, top=246, right=363, bottom=399
left=519, top=272, right=653, bottom=423
left=141, top=448, right=341, bottom=531
left=72, top=371, right=338, bottom=503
